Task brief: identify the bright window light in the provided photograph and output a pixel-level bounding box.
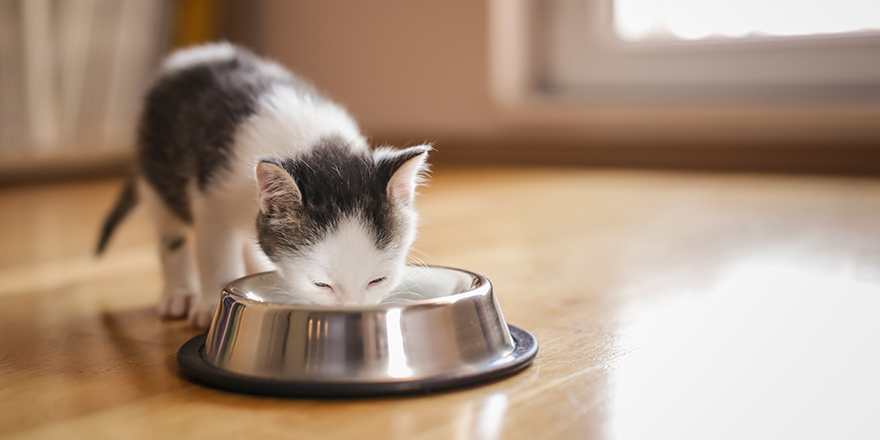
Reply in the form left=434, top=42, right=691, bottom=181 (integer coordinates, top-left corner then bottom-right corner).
left=614, top=0, right=880, bottom=42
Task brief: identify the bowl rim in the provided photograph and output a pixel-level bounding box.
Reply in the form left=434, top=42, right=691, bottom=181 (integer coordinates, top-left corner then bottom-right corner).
left=221, top=264, right=490, bottom=311
left=178, top=324, right=538, bottom=397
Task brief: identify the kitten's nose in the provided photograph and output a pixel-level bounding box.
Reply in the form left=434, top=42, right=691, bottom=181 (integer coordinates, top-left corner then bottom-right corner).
left=334, top=290, right=364, bottom=306
left=332, top=291, right=351, bottom=306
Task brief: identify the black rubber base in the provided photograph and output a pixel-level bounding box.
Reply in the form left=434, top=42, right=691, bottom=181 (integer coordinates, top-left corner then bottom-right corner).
left=177, top=325, right=538, bottom=398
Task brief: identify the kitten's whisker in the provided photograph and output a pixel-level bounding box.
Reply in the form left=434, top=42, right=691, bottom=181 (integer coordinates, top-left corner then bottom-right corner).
left=409, top=262, right=438, bottom=285
left=393, top=271, right=420, bottom=288
left=388, top=271, right=432, bottom=299
left=378, top=288, right=426, bottom=304
left=407, top=254, right=430, bottom=270
left=408, top=247, right=434, bottom=263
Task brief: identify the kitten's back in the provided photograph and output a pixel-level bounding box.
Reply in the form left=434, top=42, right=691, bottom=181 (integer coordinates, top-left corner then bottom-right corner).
left=136, top=43, right=325, bottom=223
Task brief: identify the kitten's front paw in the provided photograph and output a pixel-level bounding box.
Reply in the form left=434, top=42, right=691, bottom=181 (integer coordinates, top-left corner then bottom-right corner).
left=158, top=288, right=194, bottom=318
left=187, top=299, right=217, bottom=329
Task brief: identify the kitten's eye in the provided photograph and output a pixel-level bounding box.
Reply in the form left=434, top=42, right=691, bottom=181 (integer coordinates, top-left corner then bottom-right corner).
left=369, top=277, right=386, bottom=285
left=314, top=282, right=330, bottom=288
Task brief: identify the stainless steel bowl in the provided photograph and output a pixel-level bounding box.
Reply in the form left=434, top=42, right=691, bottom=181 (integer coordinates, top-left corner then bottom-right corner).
left=177, top=266, right=538, bottom=397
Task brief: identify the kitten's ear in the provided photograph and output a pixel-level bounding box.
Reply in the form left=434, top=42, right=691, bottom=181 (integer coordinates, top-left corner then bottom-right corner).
left=256, top=160, right=302, bottom=215
left=378, top=145, right=432, bottom=205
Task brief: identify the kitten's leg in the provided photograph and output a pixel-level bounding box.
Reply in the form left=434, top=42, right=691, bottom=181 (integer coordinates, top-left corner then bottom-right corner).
left=190, top=203, right=246, bottom=328
left=242, top=237, right=275, bottom=274
left=141, top=181, right=200, bottom=318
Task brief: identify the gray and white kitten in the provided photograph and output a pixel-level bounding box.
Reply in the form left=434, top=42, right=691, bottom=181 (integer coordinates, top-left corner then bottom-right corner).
left=97, top=43, right=430, bottom=328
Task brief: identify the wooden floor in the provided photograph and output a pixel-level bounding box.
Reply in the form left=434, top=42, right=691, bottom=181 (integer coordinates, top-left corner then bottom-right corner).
left=2, top=167, right=880, bottom=439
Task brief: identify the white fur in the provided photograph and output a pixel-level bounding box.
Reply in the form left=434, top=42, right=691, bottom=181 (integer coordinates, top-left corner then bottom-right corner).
left=274, top=216, right=403, bottom=306
left=161, top=42, right=238, bottom=74
left=140, top=179, right=200, bottom=318
left=161, top=42, right=294, bottom=83
left=218, top=84, right=367, bottom=200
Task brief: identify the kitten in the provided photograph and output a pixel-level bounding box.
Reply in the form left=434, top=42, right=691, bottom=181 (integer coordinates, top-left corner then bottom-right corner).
left=97, top=43, right=430, bottom=328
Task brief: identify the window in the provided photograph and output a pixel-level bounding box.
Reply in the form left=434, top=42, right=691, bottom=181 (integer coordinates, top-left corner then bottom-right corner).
left=490, top=0, right=880, bottom=109
left=614, top=0, right=880, bottom=42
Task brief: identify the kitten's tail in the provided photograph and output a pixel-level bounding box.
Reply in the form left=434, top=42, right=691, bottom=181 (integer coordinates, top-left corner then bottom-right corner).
left=96, top=179, right=139, bottom=255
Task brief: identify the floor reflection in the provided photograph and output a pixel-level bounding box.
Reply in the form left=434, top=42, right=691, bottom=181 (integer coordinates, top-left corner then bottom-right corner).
left=476, top=392, right=508, bottom=440
left=609, top=258, right=880, bottom=439
left=386, top=391, right=510, bottom=440
left=452, top=392, right=508, bottom=440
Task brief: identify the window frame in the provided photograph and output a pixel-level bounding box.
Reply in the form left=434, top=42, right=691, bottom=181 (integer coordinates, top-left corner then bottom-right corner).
left=488, top=0, right=880, bottom=142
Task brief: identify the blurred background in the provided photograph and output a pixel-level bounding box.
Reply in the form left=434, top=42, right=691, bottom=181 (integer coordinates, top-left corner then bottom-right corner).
left=1, top=0, right=879, bottom=183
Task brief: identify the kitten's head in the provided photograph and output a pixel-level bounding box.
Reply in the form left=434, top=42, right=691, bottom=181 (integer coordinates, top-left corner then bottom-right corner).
left=254, top=142, right=430, bottom=306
